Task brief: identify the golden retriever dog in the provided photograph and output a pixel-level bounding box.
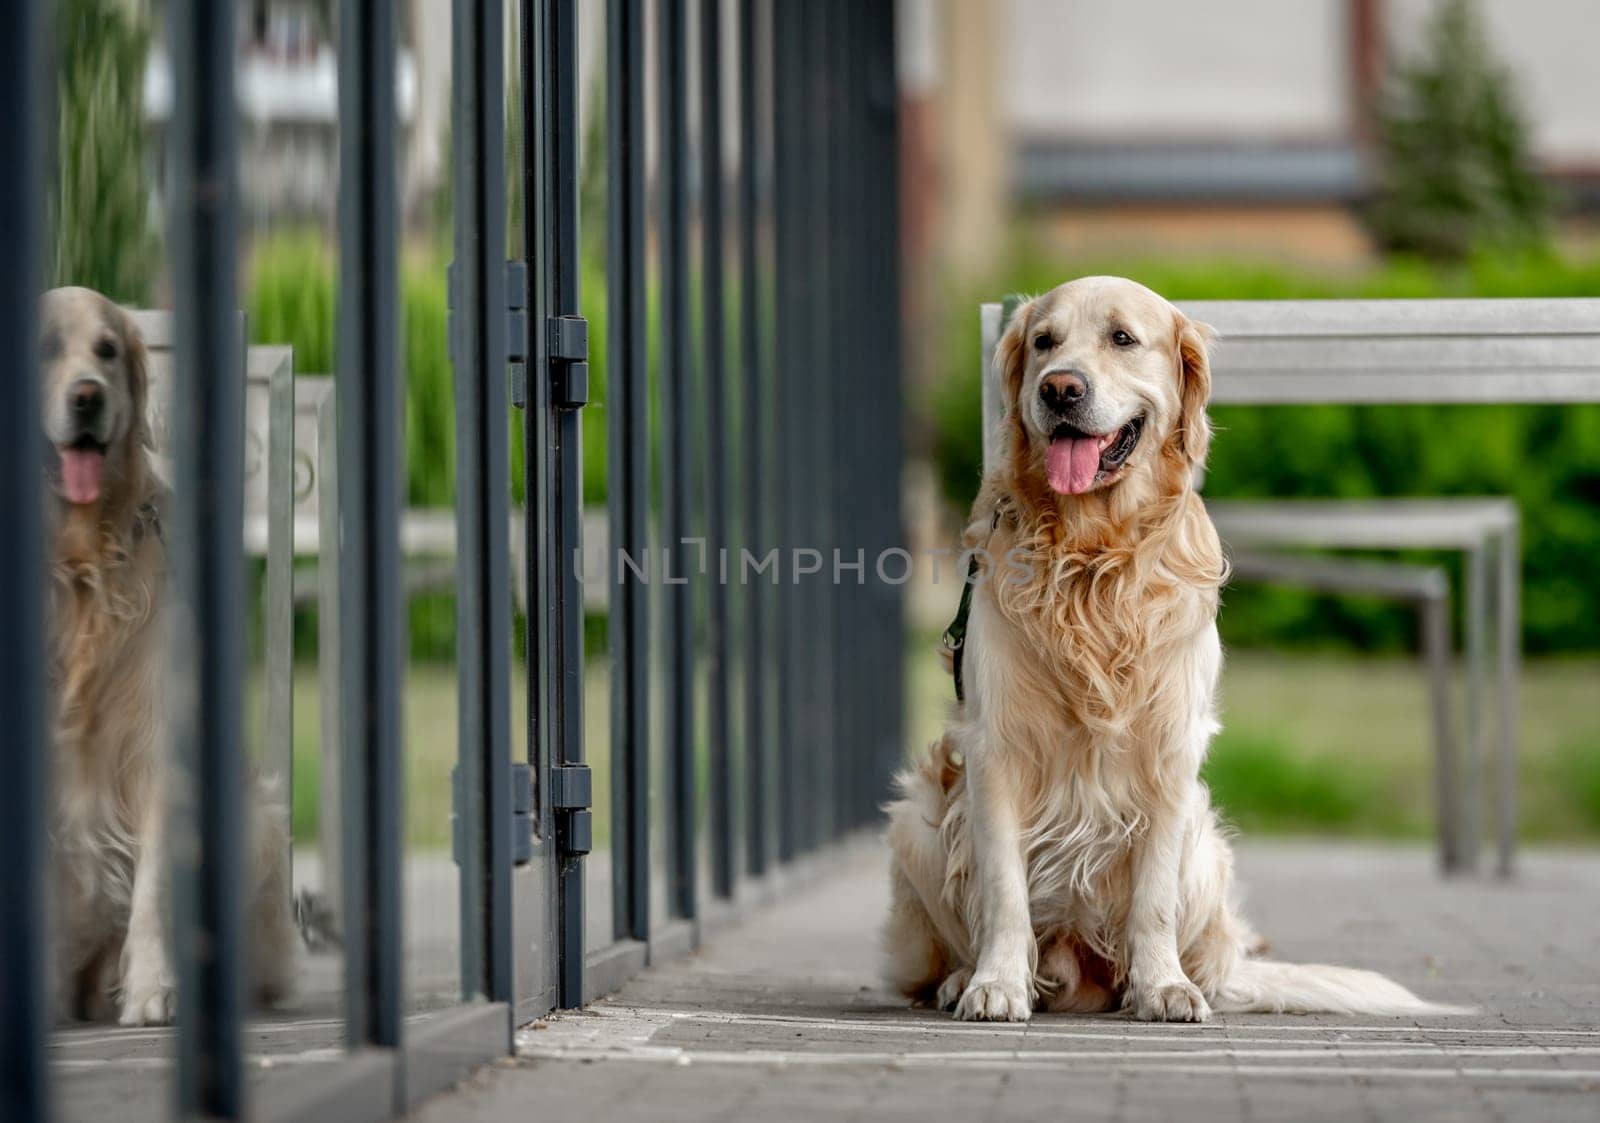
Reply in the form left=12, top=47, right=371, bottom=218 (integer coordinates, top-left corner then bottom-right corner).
left=42, top=286, right=296, bottom=1024
left=883, top=277, right=1462, bottom=1022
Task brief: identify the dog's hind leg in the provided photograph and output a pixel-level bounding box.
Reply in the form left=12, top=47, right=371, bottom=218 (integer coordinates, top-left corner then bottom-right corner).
left=883, top=764, right=972, bottom=1004
left=882, top=862, right=949, bottom=1004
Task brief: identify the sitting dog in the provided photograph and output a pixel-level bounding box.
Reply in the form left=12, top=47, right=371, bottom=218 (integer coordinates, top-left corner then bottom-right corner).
left=42, top=286, right=296, bottom=1024
left=883, top=277, right=1463, bottom=1022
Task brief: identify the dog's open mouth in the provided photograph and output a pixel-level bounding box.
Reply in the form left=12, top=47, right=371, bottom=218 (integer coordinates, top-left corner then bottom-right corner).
left=1045, top=416, right=1144, bottom=495
left=57, top=435, right=108, bottom=506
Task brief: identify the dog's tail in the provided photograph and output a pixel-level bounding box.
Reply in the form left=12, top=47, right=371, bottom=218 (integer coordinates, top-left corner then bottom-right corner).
left=1211, top=958, right=1472, bottom=1017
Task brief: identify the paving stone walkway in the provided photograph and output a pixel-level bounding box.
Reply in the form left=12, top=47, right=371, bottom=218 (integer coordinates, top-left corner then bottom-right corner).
left=414, top=840, right=1600, bottom=1122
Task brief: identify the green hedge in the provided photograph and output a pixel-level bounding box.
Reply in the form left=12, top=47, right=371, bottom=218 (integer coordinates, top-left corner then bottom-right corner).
left=931, top=250, right=1600, bottom=653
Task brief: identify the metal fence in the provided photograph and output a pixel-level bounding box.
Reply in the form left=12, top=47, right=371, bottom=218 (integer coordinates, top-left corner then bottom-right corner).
left=4, top=0, right=905, bottom=1118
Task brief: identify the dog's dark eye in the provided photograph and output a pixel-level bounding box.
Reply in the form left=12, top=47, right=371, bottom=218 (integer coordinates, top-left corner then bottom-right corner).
left=94, top=338, right=118, bottom=361
left=1032, top=332, right=1053, bottom=353
left=1110, top=329, right=1137, bottom=348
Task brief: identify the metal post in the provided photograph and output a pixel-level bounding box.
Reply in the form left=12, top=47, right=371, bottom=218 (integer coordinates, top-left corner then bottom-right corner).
left=770, top=0, right=802, bottom=862
left=1496, top=518, right=1520, bottom=877
left=264, top=354, right=295, bottom=888
left=452, top=0, right=515, bottom=1008
left=702, top=0, right=735, bottom=899
left=659, top=0, right=698, bottom=917
left=738, top=0, right=769, bottom=878
left=607, top=0, right=651, bottom=943
left=337, top=0, right=405, bottom=1057
left=530, top=0, right=590, bottom=1007
left=1421, top=588, right=1461, bottom=872
left=1463, top=543, right=1488, bottom=872
left=806, top=0, right=838, bottom=849
left=316, top=386, right=343, bottom=918
left=0, top=1, right=49, bottom=1117
left=167, top=0, right=247, bottom=1114
left=870, top=0, right=906, bottom=815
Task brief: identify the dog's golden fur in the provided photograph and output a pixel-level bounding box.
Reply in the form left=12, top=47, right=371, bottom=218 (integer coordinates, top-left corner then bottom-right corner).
left=42, top=286, right=295, bottom=1024
left=884, top=277, right=1459, bottom=1021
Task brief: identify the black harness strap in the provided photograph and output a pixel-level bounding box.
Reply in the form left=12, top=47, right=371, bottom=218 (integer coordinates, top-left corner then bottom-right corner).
left=942, top=507, right=1002, bottom=704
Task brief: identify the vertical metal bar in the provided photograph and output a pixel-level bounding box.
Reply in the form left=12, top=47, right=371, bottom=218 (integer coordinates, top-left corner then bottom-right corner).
left=770, top=0, right=802, bottom=863
left=337, top=0, right=404, bottom=1055
left=806, top=0, right=837, bottom=850
left=659, top=0, right=698, bottom=916
left=1495, top=518, right=1520, bottom=877
left=1463, top=543, right=1487, bottom=872
left=829, top=0, right=853, bottom=834
left=870, top=0, right=906, bottom=814
left=519, top=0, right=558, bottom=989
left=168, top=0, right=246, bottom=1113
left=0, top=1, right=48, bottom=1117
left=265, top=355, right=295, bottom=888
left=533, top=0, right=590, bottom=1007
left=738, top=0, right=768, bottom=878
left=316, top=385, right=343, bottom=919
left=842, top=0, right=868, bottom=832
left=1421, top=589, right=1461, bottom=873
left=702, top=0, right=734, bottom=899
left=452, top=0, right=514, bottom=1006
left=608, top=0, right=651, bottom=941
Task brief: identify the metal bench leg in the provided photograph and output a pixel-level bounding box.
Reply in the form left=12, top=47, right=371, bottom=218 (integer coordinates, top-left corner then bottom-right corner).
left=316, top=388, right=342, bottom=913
left=266, top=354, right=295, bottom=894
left=1496, top=519, right=1521, bottom=877
left=1463, top=543, right=1489, bottom=873
left=1421, top=590, right=1461, bottom=873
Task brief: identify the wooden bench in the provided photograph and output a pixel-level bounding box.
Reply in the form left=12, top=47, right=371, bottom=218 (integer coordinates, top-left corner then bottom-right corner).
left=980, top=296, right=1600, bottom=875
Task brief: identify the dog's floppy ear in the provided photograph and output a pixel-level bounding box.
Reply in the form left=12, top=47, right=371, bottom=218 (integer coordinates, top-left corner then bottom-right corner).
left=118, top=305, right=153, bottom=450
left=1174, top=315, right=1216, bottom=468
left=994, top=295, right=1038, bottom=415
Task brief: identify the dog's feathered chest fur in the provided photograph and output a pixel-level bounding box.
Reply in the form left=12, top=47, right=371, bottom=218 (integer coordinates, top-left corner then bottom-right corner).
left=49, top=505, right=166, bottom=956
left=931, top=488, right=1226, bottom=962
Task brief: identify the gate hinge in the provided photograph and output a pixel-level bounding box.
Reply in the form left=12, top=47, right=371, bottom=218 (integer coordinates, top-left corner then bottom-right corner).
left=446, top=260, right=532, bottom=410
left=511, top=761, right=534, bottom=866
left=547, top=315, right=589, bottom=410
left=507, top=262, right=529, bottom=407
left=450, top=762, right=537, bottom=868
left=551, top=764, right=592, bottom=857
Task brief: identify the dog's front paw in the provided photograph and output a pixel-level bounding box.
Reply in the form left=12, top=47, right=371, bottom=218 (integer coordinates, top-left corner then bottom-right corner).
left=1124, top=976, right=1210, bottom=1023
left=119, top=955, right=176, bottom=1026
left=935, top=968, right=973, bottom=1012
left=954, top=973, right=1033, bottom=1022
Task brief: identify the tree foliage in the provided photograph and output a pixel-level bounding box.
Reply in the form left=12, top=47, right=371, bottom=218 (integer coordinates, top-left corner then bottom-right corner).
left=1366, top=0, right=1551, bottom=262
left=50, top=0, right=158, bottom=302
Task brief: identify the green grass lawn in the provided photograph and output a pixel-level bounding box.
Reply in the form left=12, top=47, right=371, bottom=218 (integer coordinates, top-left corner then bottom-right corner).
left=905, top=638, right=1600, bottom=842
left=263, top=645, right=1600, bottom=851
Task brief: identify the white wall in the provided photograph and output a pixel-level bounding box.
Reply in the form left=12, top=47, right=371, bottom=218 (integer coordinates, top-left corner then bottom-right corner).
left=1000, top=0, right=1350, bottom=141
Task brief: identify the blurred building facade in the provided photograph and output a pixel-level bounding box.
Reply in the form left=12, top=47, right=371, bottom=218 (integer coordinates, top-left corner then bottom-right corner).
left=901, top=0, right=1600, bottom=274
left=143, top=0, right=440, bottom=227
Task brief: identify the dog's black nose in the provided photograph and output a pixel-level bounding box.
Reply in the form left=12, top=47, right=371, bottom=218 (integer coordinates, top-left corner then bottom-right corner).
left=71, top=379, right=104, bottom=424
left=1040, top=370, right=1088, bottom=414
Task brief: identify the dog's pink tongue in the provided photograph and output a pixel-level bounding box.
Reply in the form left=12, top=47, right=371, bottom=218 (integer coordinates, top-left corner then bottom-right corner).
left=60, top=448, right=104, bottom=505
left=1046, top=436, right=1101, bottom=495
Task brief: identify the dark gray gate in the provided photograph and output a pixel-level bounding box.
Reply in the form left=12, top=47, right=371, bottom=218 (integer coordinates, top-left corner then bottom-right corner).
left=2, top=1, right=906, bottom=1118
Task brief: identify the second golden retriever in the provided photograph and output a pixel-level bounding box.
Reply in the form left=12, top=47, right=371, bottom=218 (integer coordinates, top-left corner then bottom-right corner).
left=42, top=286, right=296, bottom=1024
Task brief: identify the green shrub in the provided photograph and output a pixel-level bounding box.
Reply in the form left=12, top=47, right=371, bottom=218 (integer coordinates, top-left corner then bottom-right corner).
left=931, top=250, right=1600, bottom=653
left=1367, top=0, right=1551, bottom=262
left=50, top=0, right=157, bottom=302
left=1202, top=733, right=1385, bottom=835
